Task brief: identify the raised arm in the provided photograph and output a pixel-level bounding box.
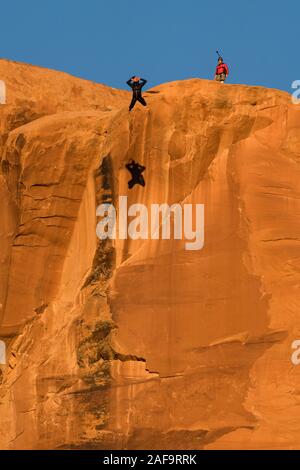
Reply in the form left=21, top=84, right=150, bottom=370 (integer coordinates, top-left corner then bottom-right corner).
left=126, top=79, right=133, bottom=88
left=139, top=78, right=147, bottom=88
left=126, top=162, right=135, bottom=171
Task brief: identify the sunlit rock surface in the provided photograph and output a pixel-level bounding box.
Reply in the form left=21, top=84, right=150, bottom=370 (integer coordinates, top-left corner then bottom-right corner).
left=0, top=60, right=299, bottom=449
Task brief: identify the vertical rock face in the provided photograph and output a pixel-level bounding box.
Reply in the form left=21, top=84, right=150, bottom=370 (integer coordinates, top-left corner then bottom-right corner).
left=0, top=60, right=299, bottom=449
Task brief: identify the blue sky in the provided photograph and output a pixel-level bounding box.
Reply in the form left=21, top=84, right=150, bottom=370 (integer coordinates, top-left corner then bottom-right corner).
left=0, top=0, right=298, bottom=92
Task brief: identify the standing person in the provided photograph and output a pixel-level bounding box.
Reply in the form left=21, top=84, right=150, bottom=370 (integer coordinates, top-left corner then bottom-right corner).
left=214, top=56, right=229, bottom=83
left=127, top=76, right=147, bottom=111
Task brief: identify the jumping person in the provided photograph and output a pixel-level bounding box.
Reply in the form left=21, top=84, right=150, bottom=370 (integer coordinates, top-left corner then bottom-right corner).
left=126, top=160, right=146, bottom=188
left=127, top=76, right=147, bottom=111
left=214, top=56, right=229, bottom=83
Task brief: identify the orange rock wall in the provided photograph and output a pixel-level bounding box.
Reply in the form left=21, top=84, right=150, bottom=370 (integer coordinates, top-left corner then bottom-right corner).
left=0, top=60, right=299, bottom=449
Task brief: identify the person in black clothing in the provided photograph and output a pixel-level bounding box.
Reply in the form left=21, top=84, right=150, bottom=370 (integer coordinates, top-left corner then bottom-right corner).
left=126, top=159, right=146, bottom=189
left=127, top=76, right=147, bottom=111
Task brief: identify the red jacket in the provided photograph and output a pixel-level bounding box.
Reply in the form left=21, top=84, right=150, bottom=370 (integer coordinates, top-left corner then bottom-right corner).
left=216, top=63, right=229, bottom=75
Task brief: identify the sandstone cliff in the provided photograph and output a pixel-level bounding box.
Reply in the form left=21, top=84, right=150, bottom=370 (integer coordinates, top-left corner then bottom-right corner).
left=0, top=59, right=299, bottom=449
